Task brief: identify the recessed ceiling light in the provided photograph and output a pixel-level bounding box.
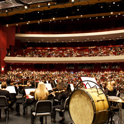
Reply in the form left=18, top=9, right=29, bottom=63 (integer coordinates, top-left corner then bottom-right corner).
left=53, top=17, right=55, bottom=20
left=110, top=12, right=113, bottom=14
left=6, top=24, right=8, bottom=27
left=77, top=9, right=79, bottom=11
left=113, top=2, right=115, bottom=4
left=48, top=3, right=50, bottom=6
left=24, top=6, right=28, bottom=9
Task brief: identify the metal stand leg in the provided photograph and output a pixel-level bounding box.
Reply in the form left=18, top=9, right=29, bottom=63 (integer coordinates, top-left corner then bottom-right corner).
left=119, top=103, right=122, bottom=124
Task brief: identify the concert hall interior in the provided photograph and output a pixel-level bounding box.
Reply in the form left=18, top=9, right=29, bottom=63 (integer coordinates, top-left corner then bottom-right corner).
left=0, top=0, right=124, bottom=124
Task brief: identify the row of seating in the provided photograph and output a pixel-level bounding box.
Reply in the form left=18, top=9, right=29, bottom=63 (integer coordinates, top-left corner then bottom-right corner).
left=7, top=45, right=124, bottom=57
left=0, top=96, right=69, bottom=124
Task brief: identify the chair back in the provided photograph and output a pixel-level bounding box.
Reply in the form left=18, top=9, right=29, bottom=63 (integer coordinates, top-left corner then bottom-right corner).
left=63, top=97, right=69, bottom=110
left=0, top=95, right=8, bottom=107
left=35, top=100, right=52, bottom=113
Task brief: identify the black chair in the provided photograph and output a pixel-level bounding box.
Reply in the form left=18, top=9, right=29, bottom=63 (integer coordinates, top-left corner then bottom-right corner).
left=32, top=100, right=52, bottom=124
left=55, top=97, right=69, bottom=113
left=0, top=95, right=9, bottom=124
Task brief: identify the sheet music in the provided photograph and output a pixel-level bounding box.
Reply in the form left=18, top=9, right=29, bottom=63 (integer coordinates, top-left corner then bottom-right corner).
left=45, top=83, right=53, bottom=91
left=25, top=88, right=36, bottom=95
left=81, top=77, right=99, bottom=89
left=6, top=86, right=16, bottom=93
left=70, top=84, right=74, bottom=91
left=0, top=85, right=16, bottom=93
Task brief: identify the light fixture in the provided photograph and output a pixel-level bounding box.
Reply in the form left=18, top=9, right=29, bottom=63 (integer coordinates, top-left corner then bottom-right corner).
left=1, top=67, right=4, bottom=71
left=48, top=2, right=50, bottom=6
left=53, top=17, right=55, bottom=20
left=6, top=24, right=8, bottom=27
left=77, top=9, right=79, bottom=11
left=110, top=12, right=113, bottom=14
left=5, top=10, right=8, bottom=13
left=24, top=6, right=28, bottom=9
left=113, top=2, right=115, bottom=4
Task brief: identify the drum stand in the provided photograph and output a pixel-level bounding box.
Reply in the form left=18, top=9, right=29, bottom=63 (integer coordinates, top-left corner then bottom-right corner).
left=108, top=103, right=123, bottom=124
left=108, top=106, right=115, bottom=124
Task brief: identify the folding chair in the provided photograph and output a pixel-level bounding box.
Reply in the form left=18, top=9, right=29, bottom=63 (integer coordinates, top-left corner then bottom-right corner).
left=32, top=100, right=52, bottom=124
left=0, top=95, right=9, bottom=124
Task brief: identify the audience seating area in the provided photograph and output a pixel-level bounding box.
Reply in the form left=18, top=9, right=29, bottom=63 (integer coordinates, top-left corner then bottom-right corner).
left=7, top=45, right=124, bottom=57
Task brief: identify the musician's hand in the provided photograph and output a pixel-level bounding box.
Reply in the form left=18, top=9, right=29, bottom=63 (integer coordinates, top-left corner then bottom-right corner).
left=50, top=92, right=55, bottom=97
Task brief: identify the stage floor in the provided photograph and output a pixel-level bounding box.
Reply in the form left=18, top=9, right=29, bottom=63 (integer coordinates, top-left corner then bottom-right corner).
left=0, top=94, right=124, bottom=124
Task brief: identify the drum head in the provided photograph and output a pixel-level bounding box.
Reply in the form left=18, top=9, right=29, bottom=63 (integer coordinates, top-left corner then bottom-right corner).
left=69, top=89, right=94, bottom=124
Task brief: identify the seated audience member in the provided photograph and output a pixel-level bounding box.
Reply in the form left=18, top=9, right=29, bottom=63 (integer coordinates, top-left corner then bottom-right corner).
left=0, top=82, right=11, bottom=118
left=31, top=82, right=49, bottom=124
left=51, top=84, right=71, bottom=123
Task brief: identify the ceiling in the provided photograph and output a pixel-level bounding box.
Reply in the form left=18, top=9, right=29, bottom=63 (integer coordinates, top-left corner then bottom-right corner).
left=0, top=0, right=123, bottom=26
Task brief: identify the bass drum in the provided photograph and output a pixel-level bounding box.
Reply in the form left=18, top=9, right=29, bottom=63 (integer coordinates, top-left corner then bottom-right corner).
left=69, top=88, right=109, bottom=124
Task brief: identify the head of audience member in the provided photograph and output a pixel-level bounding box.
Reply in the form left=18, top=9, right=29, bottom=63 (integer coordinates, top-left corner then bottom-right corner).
left=35, top=82, right=49, bottom=101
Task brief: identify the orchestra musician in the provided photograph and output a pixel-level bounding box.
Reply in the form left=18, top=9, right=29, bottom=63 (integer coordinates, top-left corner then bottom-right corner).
left=31, top=82, right=49, bottom=124
left=23, top=80, right=35, bottom=115
left=0, top=82, right=11, bottom=118
left=51, top=84, right=72, bottom=123
left=106, top=81, right=117, bottom=96
left=15, top=80, right=35, bottom=115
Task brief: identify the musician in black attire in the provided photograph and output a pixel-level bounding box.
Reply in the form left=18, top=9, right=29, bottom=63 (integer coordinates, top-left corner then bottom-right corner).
left=51, top=84, right=71, bottom=123
left=106, top=81, right=117, bottom=96
left=15, top=80, right=35, bottom=115
left=23, top=81, right=35, bottom=115
left=0, top=82, right=11, bottom=118
left=6, top=78, right=17, bottom=111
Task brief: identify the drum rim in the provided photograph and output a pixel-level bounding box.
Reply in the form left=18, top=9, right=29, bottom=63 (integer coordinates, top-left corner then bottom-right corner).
left=69, top=87, right=110, bottom=124
left=75, top=80, right=110, bottom=109
left=68, top=88, right=96, bottom=124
